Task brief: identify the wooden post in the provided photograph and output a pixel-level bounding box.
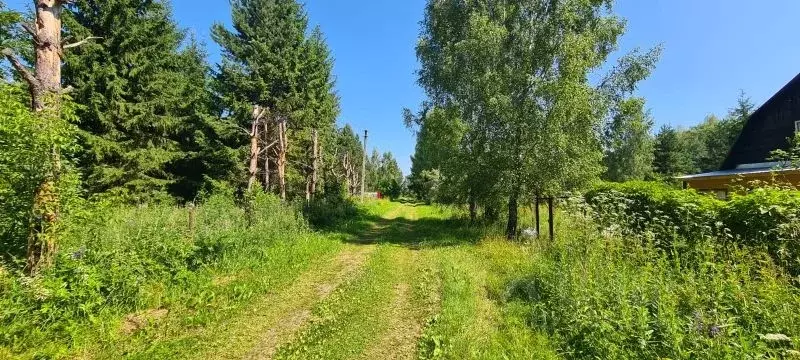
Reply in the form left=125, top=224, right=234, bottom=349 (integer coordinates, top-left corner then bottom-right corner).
left=361, top=130, right=367, bottom=201
left=548, top=197, right=555, bottom=241
left=187, top=202, right=196, bottom=240
left=535, top=196, right=541, bottom=237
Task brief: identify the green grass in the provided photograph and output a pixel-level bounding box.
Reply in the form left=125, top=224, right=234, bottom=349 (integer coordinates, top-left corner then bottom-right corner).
left=4, top=196, right=797, bottom=359
left=0, top=192, right=345, bottom=359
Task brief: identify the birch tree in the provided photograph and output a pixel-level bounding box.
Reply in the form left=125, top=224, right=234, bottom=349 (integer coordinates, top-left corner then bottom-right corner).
left=415, top=0, right=657, bottom=238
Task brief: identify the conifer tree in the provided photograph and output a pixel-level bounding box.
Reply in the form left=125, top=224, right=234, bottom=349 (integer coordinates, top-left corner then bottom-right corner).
left=214, top=0, right=338, bottom=200
left=63, top=0, right=233, bottom=202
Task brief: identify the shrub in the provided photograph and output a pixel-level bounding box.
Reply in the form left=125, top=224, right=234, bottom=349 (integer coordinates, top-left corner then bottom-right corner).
left=512, top=214, right=800, bottom=359
left=303, top=183, right=359, bottom=228
left=720, top=188, right=800, bottom=274
left=585, top=181, right=800, bottom=275
left=0, top=190, right=317, bottom=355
left=585, top=181, right=722, bottom=250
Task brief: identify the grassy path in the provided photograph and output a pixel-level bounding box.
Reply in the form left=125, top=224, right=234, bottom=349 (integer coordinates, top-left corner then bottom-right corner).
left=118, top=200, right=557, bottom=359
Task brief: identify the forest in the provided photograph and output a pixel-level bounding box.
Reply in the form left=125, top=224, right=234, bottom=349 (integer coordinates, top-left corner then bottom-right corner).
left=1, top=0, right=800, bottom=359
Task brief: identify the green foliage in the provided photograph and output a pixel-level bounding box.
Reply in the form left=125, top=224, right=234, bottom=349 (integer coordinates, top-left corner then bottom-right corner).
left=303, top=183, right=358, bottom=228
left=653, top=125, right=694, bottom=177
left=0, top=190, right=335, bottom=357
left=410, top=169, right=442, bottom=204
left=770, top=132, right=800, bottom=169
left=586, top=181, right=722, bottom=249
left=720, top=188, right=800, bottom=274
left=63, top=0, right=238, bottom=202
left=513, top=209, right=800, bottom=359
left=602, top=98, right=655, bottom=182
left=0, top=1, right=25, bottom=80
left=412, top=0, right=659, bottom=237
left=366, top=150, right=404, bottom=198
left=586, top=181, right=800, bottom=275
left=212, top=0, right=340, bottom=200
left=653, top=92, right=755, bottom=177
left=0, top=84, right=79, bottom=262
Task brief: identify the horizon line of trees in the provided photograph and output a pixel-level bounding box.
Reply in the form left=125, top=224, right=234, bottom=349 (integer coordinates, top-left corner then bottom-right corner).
left=405, top=0, right=758, bottom=239
left=0, top=0, right=403, bottom=274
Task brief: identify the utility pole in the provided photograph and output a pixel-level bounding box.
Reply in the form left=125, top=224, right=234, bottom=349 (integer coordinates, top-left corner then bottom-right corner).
left=361, top=130, right=368, bottom=201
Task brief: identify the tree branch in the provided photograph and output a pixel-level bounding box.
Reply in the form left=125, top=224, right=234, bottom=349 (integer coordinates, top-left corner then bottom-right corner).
left=20, top=22, right=39, bottom=42
left=258, top=140, right=279, bottom=154
left=2, top=48, right=39, bottom=89
left=62, top=36, right=102, bottom=50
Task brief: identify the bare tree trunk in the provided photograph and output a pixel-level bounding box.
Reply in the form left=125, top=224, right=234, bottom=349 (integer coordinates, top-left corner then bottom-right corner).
left=342, top=153, right=351, bottom=196
left=469, top=193, right=477, bottom=224
left=310, top=129, right=319, bottom=199
left=262, top=118, right=270, bottom=192
left=277, top=118, right=288, bottom=201
left=247, top=105, right=265, bottom=191
left=506, top=190, right=519, bottom=240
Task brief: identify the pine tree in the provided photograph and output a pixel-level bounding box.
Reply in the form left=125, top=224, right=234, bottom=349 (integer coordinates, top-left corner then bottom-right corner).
left=63, top=0, right=231, bottom=202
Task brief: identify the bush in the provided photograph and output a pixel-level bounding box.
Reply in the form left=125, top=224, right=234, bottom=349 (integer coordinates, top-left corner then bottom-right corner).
left=585, top=181, right=722, bottom=250
left=512, top=213, right=800, bottom=359
left=303, top=182, right=359, bottom=228
left=720, top=188, right=800, bottom=274
left=585, top=181, right=800, bottom=275
left=0, top=190, right=322, bottom=356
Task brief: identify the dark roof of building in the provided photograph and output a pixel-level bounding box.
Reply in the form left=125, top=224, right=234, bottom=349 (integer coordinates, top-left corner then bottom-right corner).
left=720, top=72, right=800, bottom=170
left=678, top=165, right=797, bottom=181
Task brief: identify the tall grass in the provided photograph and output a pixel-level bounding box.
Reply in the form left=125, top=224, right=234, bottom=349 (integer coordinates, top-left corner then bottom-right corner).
left=0, top=191, right=342, bottom=358
left=509, top=202, right=800, bottom=359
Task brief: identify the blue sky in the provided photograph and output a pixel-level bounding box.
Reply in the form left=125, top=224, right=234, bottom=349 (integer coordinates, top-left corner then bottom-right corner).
left=8, top=0, right=800, bottom=174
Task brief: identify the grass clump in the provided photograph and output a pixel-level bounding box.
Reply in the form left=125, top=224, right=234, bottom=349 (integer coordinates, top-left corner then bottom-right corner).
left=0, top=190, right=342, bottom=358
left=509, top=203, right=800, bottom=359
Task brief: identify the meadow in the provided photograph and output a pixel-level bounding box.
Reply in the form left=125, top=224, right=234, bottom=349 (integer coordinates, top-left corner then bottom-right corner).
left=2, top=189, right=799, bottom=359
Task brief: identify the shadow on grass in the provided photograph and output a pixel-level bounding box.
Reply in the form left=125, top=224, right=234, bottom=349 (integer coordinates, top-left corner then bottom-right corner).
left=394, top=198, right=423, bottom=207
left=334, top=208, right=489, bottom=249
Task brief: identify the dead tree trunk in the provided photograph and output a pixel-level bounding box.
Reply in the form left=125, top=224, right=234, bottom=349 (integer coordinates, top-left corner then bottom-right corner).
left=262, top=117, right=270, bottom=192
left=247, top=105, right=266, bottom=191
left=307, top=129, right=319, bottom=201
left=468, top=193, right=477, bottom=224
left=276, top=117, right=288, bottom=201
left=342, top=152, right=351, bottom=196
left=0, top=0, right=97, bottom=275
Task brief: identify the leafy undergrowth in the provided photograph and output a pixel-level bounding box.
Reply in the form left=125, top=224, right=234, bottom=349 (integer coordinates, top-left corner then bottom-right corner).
left=4, top=197, right=795, bottom=359
left=509, top=206, right=800, bottom=359
left=0, top=191, right=343, bottom=359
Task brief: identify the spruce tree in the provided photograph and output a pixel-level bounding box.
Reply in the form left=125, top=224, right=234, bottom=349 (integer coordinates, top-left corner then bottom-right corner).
left=214, top=0, right=339, bottom=199
left=63, top=0, right=231, bottom=202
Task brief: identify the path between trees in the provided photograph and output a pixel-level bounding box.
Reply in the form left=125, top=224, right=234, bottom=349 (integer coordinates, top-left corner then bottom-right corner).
left=124, top=201, right=541, bottom=359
